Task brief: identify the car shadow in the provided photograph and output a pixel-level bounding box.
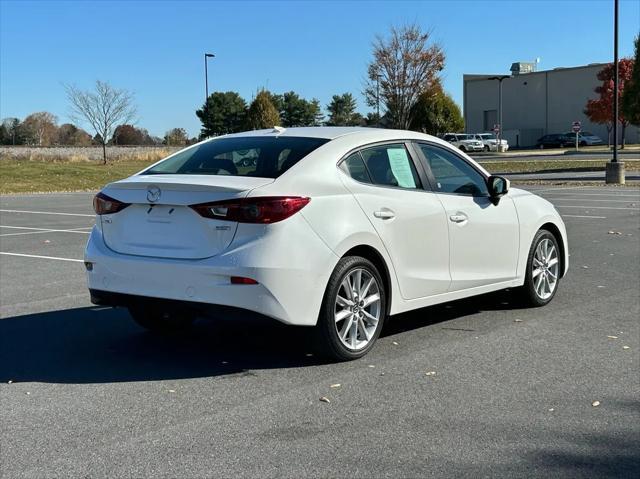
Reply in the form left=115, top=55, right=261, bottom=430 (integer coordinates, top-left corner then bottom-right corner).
left=0, top=289, right=525, bottom=385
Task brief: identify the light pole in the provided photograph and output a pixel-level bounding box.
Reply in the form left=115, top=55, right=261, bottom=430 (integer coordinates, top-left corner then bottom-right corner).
left=488, top=75, right=509, bottom=152
left=204, top=53, right=215, bottom=104
left=606, top=0, right=625, bottom=183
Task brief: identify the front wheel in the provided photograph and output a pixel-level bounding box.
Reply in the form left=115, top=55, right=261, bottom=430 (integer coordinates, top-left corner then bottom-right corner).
left=315, top=256, right=386, bottom=361
left=128, top=304, right=196, bottom=333
left=516, top=230, right=561, bottom=307
left=484, top=145, right=490, bottom=152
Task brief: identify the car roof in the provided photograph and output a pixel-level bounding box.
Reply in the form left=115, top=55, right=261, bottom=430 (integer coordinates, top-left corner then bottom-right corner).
left=206, top=126, right=452, bottom=147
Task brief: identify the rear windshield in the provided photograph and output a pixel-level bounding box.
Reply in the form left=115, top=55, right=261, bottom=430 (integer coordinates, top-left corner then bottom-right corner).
left=143, top=136, right=330, bottom=178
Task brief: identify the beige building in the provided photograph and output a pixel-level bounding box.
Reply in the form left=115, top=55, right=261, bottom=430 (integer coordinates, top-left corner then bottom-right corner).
left=463, top=62, right=639, bottom=147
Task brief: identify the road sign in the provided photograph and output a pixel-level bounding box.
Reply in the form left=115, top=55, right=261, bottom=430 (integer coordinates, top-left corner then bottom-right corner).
left=493, top=124, right=500, bottom=134
left=572, top=121, right=581, bottom=133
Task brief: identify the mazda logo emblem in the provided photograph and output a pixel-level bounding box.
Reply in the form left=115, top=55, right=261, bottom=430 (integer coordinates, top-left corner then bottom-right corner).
left=147, top=185, right=161, bottom=203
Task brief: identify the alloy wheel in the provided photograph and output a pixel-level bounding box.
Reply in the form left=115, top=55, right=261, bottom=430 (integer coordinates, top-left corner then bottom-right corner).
left=532, top=238, right=559, bottom=300
left=334, top=268, right=382, bottom=351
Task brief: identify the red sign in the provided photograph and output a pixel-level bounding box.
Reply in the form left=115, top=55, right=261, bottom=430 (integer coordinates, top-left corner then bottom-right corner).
left=572, top=121, right=581, bottom=133
left=492, top=124, right=500, bottom=133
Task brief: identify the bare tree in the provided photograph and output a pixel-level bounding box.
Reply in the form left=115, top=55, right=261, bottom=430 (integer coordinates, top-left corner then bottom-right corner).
left=65, top=80, right=136, bottom=164
left=21, top=112, right=58, bottom=146
left=364, top=24, right=445, bottom=129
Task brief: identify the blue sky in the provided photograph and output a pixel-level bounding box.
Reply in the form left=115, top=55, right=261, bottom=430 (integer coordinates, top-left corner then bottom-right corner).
left=1, top=0, right=639, bottom=138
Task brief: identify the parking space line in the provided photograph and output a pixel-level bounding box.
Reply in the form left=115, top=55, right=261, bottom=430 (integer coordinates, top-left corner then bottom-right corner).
left=0, top=209, right=94, bottom=217
left=0, top=252, right=84, bottom=263
left=546, top=198, right=638, bottom=203
left=561, top=215, right=607, bottom=219
left=555, top=205, right=639, bottom=210
left=0, top=226, right=92, bottom=236
left=540, top=192, right=640, bottom=197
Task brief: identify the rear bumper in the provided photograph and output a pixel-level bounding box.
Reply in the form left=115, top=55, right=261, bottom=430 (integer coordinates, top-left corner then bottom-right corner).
left=84, top=216, right=338, bottom=326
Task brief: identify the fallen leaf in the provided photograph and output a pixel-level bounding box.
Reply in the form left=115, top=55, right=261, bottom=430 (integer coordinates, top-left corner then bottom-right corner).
left=221, top=361, right=228, bottom=365
left=582, top=265, right=589, bottom=269
left=548, top=408, right=555, bottom=412
left=616, top=232, right=622, bottom=235
left=514, top=319, right=523, bottom=323
left=368, top=365, right=375, bottom=368
left=607, top=335, right=618, bottom=339
left=623, top=345, right=630, bottom=350
left=392, top=341, right=399, bottom=346
left=43, top=240, right=51, bottom=244
left=330, top=383, right=341, bottom=389
left=168, top=389, right=176, bottom=393
left=7, top=380, right=13, bottom=384
left=305, top=353, right=313, bottom=357
left=608, top=231, right=616, bottom=234
left=319, top=396, right=330, bottom=403
left=592, top=400, right=600, bottom=407
left=26, top=392, right=31, bottom=395
left=425, top=371, right=436, bottom=376
left=597, top=285, right=605, bottom=288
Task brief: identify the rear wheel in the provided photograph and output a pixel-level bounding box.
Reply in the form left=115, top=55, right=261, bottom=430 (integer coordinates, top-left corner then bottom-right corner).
left=315, top=256, right=386, bottom=361
left=484, top=145, right=490, bottom=152
left=516, top=230, right=561, bottom=307
left=128, top=303, right=195, bottom=333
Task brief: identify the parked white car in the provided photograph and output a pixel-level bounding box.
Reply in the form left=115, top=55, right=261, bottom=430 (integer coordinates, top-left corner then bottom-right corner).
left=474, top=133, right=509, bottom=152
left=442, top=133, right=484, bottom=152
left=86, top=127, right=569, bottom=360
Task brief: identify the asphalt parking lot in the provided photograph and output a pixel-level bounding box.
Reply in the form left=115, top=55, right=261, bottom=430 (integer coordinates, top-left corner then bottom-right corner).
left=1, top=185, right=639, bottom=478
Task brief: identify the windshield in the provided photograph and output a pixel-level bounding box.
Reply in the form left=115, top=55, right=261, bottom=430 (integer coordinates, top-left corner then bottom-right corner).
left=480, top=133, right=496, bottom=140
left=143, top=136, right=330, bottom=178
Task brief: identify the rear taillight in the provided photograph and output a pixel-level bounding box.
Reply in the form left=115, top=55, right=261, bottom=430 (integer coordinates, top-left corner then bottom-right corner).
left=93, top=192, right=131, bottom=215
left=189, top=196, right=310, bottom=224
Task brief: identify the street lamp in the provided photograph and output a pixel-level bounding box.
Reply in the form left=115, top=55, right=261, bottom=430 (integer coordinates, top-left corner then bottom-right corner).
left=488, top=75, right=509, bottom=152
left=606, top=0, right=625, bottom=183
left=204, top=53, right=215, bottom=104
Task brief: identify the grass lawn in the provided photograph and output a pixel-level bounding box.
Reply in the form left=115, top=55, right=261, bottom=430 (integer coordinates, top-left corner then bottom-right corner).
left=0, top=160, right=156, bottom=194
left=1, top=158, right=639, bottom=194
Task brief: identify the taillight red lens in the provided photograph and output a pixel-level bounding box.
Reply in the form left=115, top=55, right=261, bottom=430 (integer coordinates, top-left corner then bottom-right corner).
left=93, top=192, right=131, bottom=215
left=189, top=196, right=310, bottom=224
left=230, top=276, right=259, bottom=285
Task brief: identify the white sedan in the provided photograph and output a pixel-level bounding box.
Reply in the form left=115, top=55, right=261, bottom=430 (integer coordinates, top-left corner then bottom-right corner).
left=86, top=127, right=568, bottom=360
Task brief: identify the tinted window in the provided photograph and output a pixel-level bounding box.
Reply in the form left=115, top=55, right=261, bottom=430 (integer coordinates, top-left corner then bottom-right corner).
left=418, top=144, right=488, bottom=196
left=340, top=152, right=371, bottom=183
left=359, top=144, right=421, bottom=189
left=144, top=136, right=329, bottom=178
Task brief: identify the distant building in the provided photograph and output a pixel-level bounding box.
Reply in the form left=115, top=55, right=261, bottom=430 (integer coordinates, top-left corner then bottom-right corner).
left=463, top=63, right=639, bottom=147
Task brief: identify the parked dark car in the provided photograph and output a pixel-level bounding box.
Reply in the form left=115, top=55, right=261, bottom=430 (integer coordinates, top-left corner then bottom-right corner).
left=536, top=134, right=574, bottom=149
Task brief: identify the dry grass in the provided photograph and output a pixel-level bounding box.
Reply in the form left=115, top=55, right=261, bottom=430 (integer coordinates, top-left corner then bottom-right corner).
left=0, top=146, right=180, bottom=163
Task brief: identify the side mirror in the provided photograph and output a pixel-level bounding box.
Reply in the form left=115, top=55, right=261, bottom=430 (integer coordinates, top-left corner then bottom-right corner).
left=487, top=175, right=510, bottom=203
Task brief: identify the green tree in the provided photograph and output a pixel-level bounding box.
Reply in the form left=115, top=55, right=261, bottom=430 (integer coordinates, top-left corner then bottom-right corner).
left=278, top=91, right=323, bottom=127
left=196, top=91, right=247, bottom=138
left=409, top=84, right=463, bottom=136
left=364, top=24, right=445, bottom=129
left=326, top=93, right=363, bottom=126
left=622, top=35, right=640, bottom=126
left=164, top=127, right=189, bottom=146
left=246, top=90, right=281, bottom=130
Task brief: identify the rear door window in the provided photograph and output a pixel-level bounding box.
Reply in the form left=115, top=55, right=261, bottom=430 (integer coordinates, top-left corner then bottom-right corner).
left=359, top=144, right=421, bottom=189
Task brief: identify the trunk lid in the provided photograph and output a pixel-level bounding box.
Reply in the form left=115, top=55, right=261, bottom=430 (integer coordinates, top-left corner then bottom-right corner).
left=100, top=174, right=273, bottom=259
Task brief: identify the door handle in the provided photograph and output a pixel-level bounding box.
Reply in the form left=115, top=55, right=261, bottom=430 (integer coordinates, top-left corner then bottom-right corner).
left=373, top=209, right=395, bottom=219
left=449, top=213, right=468, bottom=223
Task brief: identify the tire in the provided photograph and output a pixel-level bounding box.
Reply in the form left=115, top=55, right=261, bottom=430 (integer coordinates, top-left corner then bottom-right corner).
left=315, top=256, right=387, bottom=361
left=459, top=145, right=467, bottom=152
left=484, top=145, right=490, bottom=152
left=539, top=144, right=544, bottom=149
left=580, top=141, right=587, bottom=147
left=516, top=230, right=561, bottom=307
left=128, top=303, right=196, bottom=333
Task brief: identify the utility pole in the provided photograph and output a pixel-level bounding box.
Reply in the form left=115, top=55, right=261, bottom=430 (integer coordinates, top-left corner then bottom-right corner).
left=606, top=0, right=625, bottom=183
left=488, top=75, right=509, bottom=152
